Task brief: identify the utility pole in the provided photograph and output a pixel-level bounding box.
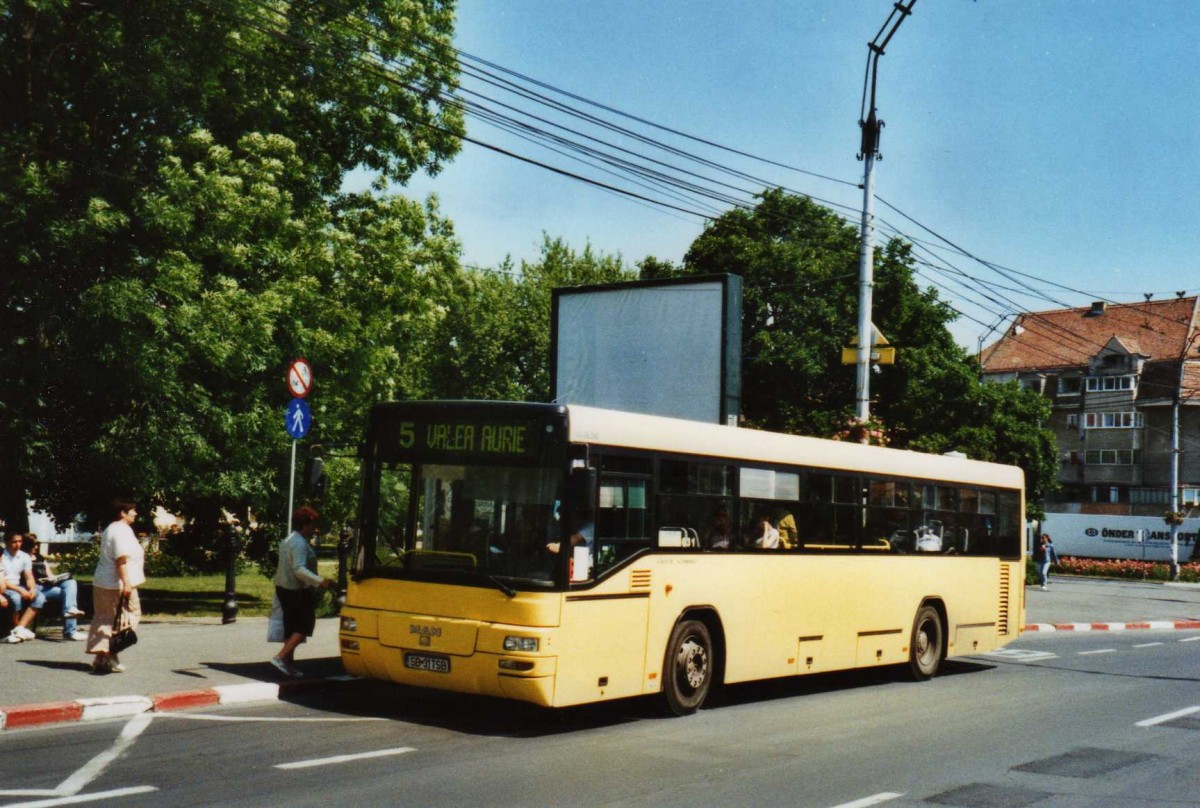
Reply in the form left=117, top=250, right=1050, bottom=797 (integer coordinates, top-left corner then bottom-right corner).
left=1170, top=392, right=1181, bottom=580
left=856, top=0, right=917, bottom=436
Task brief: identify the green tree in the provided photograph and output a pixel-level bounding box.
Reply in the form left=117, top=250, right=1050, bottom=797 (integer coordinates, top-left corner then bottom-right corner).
left=0, top=1, right=463, bottom=528
left=428, top=236, right=636, bottom=402
left=682, top=189, right=1056, bottom=512
left=32, top=131, right=458, bottom=537
left=912, top=380, right=1057, bottom=518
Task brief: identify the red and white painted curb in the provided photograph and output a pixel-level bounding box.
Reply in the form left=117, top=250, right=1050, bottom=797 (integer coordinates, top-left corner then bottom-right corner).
left=1024, top=620, right=1200, bottom=632
left=0, top=675, right=360, bottom=731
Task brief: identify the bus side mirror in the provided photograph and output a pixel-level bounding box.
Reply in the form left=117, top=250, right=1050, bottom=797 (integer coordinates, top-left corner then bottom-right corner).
left=568, top=467, right=596, bottom=509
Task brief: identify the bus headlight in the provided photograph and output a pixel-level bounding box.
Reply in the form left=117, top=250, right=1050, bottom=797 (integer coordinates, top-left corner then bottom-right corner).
left=341, top=639, right=360, bottom=652
left=340, top=616, right=358, bottom=632
left=503, top=636, right=539, bottom=652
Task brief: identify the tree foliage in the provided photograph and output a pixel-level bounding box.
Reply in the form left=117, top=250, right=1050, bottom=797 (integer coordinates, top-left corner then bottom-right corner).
left=682, top=189, right=1057, bottom=511
left=427, top=237, right=635, bottom=402
left=0, top=0, right=463, bottom=529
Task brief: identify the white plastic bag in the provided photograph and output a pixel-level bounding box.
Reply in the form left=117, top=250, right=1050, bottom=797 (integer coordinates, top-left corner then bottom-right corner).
left=267, top=593, right=285, bottom=643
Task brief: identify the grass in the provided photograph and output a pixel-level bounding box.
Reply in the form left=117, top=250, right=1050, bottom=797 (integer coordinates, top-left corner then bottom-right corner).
left=73, top=560, right=340, bottom=619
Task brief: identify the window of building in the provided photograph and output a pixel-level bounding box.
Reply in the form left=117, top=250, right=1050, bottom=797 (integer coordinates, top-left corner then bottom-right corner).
left=1085, top=375, right=1134, bottom=392
left=1083, top=411, right=1143, bottom=429
left=1131, top=488, right=1170, bottom=506
left=1057, top=377, right=1081, bottom=396
left=1066, top=414, right=1079, bottom=428
left=1084, top=450, right=1140, bottom=465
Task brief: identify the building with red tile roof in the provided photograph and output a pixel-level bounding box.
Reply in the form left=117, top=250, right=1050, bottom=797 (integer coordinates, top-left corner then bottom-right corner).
left=980, top=296, right=1200, bottom=519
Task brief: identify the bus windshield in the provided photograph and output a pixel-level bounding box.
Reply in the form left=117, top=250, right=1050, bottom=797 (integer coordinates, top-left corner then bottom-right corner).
left=369, top=461, right=563, bottom=588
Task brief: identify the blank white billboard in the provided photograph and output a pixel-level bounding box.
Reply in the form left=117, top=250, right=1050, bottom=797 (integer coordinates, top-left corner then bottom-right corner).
left=552, top=275, right=740, bottom=424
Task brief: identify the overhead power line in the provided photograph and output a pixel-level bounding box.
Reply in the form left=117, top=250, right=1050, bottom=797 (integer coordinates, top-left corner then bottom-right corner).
left=211, top=1, right=1184, bottom=359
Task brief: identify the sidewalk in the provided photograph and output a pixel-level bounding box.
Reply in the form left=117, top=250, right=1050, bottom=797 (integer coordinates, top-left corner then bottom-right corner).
left=0, top=615, right=348, bottom=730
left=2, top=576, right=1200, bottom=731
left=1024, top=574, right=1200, bottom=631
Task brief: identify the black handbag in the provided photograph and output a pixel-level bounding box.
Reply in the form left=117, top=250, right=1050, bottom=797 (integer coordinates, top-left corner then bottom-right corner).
left=111, top=594, right=138, bottom=653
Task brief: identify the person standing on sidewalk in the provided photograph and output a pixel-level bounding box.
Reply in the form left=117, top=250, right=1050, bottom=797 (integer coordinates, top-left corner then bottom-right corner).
left=86, top=499, right=145, bottom=674
left=1036, top=533, right=1059, bottom=590
left=2, top=530, right=45, bottom=643
left=270, top=506, right=333, bottom=678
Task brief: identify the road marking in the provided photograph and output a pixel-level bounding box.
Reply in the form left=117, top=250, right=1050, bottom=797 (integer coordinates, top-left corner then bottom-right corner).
left=827, top=793, right=904, bottom=808
left=275, top=747, right=416, bottom=770
left=157, top=714, right=386, bottom=723
left=1136, top=706, right=1200, bottom=727
left=1133, top=642, right=1163, bottom=648
left=1077, top=649, right=1116, bottom=656
left=0, top=782, right=157, bottom=801
left=0, top=786, right=157, bottom=807
left=975, top=648, right=1058, bottom=662
left=1180, top=636, right=1200, bottom=643
left=0, top=716, right=156, bottom=805
left=55, top=713, right=154, bottom=797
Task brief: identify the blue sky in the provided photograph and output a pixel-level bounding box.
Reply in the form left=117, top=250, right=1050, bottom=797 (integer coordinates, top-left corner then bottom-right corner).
left=365, top=1, right=1200, bottom=349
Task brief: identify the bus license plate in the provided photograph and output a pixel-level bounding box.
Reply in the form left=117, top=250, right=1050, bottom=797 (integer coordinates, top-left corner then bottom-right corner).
left=405, top=652, right=451, bottom=674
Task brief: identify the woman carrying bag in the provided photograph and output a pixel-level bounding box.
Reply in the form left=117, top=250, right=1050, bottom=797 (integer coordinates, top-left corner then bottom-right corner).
left=87, top=499, right=145, bottom=674
left=269, top=506, right=333, bottom=678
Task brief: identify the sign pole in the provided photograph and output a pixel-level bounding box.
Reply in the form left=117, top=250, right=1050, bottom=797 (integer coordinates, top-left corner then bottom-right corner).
left=284, top=357, right=313, bottom=534
left=287, top=439, right=297, bottom=533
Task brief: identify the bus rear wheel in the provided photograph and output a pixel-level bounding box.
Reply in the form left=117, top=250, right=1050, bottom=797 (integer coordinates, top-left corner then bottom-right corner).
left=663, top=619, right=713, bottom=716
left=908, top=604, right=944, bottom=681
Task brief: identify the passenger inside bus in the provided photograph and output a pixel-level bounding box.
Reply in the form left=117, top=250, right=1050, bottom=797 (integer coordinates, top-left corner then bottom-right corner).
left=704, top=510, right=731, bottom=550
left=753, top=514, right=780, bottom=549
left=776, top=510, right=797, bottom=549
left=546, top=511, right=593, bottom=581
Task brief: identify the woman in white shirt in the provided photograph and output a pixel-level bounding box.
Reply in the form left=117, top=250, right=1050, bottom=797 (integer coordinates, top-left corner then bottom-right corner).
left=86, top=499, right=145, bottom=674
left=270, top=506, right=333, bottom=678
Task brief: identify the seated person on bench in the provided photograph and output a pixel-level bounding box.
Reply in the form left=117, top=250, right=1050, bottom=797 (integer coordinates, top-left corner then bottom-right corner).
left=25, top=533, right=87, bottom=640
left=2, top=530, right=45, bottom=643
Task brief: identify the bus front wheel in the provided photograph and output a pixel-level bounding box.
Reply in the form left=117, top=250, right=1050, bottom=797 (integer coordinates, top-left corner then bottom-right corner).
left=663, top=619, right=713, bottom=716
left=908, top=604, right=944, bottom=681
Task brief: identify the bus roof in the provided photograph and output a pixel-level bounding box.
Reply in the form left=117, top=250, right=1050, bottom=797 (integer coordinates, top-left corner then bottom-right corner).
left=566, top=404, right=1025, bottom=490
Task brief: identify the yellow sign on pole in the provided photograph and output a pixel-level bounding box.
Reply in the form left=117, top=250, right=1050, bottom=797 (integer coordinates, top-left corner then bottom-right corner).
left=842, top=330, right=895, bottom=365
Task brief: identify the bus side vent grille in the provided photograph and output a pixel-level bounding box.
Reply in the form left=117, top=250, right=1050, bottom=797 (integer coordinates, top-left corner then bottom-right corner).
left=630, top=569, right=652, bottom=590
left=998, top=565, right=1011, bottom=636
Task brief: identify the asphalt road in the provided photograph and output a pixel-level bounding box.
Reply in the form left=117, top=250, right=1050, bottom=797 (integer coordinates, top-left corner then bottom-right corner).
left=4, top=629, right=1198, bottom=807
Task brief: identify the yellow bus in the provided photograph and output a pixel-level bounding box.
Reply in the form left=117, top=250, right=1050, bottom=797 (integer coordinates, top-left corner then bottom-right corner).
left=339, top=401, right=1025, bottom=715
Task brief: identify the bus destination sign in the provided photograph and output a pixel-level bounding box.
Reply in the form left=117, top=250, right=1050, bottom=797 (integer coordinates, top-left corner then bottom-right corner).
left=379, top=416, right=551, bottom=460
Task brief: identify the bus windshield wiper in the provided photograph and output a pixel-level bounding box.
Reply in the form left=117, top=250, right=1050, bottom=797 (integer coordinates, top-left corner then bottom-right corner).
left=481, top=572, right=517, bottom=597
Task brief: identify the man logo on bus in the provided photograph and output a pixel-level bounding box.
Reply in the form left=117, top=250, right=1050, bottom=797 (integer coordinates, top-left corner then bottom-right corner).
left=1085, top=528, right=1099, bottom=537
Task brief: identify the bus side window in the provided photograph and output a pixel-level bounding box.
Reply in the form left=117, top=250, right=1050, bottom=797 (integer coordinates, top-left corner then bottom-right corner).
left=996, top=490, right=1022, bottom=558
left=974, top=490, right=999, bottom=556
left=658, top=459, right=734, bottom=551
left=593, top=474, right=651, bottom=577
left=796, top=473, right=857, bottom=548
left=865, top=479, right=914, bottom=552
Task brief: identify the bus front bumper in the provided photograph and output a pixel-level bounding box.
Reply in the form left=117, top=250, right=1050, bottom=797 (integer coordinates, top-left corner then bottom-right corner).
left=341, top=636, right=557, bottom=706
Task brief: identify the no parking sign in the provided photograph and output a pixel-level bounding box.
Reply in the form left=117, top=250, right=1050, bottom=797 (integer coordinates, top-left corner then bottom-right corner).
left=288, top=358, right=312, bottom=398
